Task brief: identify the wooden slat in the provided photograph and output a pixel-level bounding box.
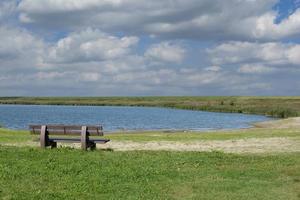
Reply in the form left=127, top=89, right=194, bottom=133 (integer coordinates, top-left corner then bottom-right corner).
left=50, top=138, right=110, bottom=143
left=50, top=138, right=81, bottom=143
left=29, top=124, right=103, bottom=136
left=92, top=139, right=110, bottom=143
left=29, top=125, right=102, bottom=130
left=32, top=130, right=103, bottom=136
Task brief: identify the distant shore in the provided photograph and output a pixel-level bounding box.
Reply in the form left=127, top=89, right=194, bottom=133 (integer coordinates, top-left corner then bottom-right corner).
left=0, top=96, right=299, bottom=118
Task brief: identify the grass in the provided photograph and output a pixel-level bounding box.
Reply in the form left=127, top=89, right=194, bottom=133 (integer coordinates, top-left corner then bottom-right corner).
left=0, top=96, right=300, bottom=118
left=0, top=128, right=36, bottom=143
left=0, top=146, right=299, bottom=200
left=0, top=126, right=300, bottom=199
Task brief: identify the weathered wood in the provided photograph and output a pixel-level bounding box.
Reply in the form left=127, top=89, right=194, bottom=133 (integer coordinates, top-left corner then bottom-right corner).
left=29, top=124, right=103, bottom=136
left=40, top=125, right=47, bottom=148
left=30, top=125, right=102, bottom=130
left=49, top=138, right=110, bottom=143
left=81, top=126, right=87, bottom=150
left=29, top=124, right=108, bottom=150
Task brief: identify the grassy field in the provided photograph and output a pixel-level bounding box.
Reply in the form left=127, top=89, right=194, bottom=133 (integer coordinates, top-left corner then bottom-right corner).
left=0, top=146, right=300, bottom=200
left=0, top=127, right=300, bottom=199
left=0, top=96, right=300, bottom=118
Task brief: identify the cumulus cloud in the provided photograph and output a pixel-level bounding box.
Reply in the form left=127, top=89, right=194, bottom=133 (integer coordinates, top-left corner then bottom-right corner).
left=252, top=10, right=300, bottom=40
left=0, top=0, right=299, bottom=96
left=238, top=64, right=275, bottom=74
left=208, top=41, right=300, bottom=66
left=145, top=42, right=185, bottom=63
left=0, top=27, right=43, bottom=60
left=204, top=66, right=222, bottom=72
left=45, top=28, right=138, bottom=64
left=0, top=0, right=17, bottom=22
left=0, top=26, right=44, bottom=76
left=16, top=0, right=300, bottom=41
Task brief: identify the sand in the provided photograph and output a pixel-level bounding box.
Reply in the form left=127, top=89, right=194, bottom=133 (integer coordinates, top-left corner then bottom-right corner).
left=254, top=117, right=300, bottom=129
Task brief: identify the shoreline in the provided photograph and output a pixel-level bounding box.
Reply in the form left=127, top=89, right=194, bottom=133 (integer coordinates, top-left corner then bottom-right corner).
left=101, top=116, right=300, bottom=134
left=0, top=116, right=282, bottom=134
left=253, top=116, right=300, bottom=129
left=0, top=96, right=299, bottom=118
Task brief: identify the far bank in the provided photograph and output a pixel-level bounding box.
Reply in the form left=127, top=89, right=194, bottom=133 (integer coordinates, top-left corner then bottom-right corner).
left=0, top=96, right=299, bottom=118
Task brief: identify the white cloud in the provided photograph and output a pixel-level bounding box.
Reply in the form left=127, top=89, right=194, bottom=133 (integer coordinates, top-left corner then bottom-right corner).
left=46, top=28, right=138, bottom=64
left=238, top=64, right=275, bottom=74
left=0, top=26, right=43, bottom=60
left=17, top=0, right=300, bottom=41
left=0, top=26, right=45, bottom=76
left=145, top=42, right=185, bottom=63
left=208, top=41, right=300, bottom=66
left=253, top=10, right=300, bottom=40
left=287, top=45, right=300, bottom=65
left=0, top=1, right=17, bottom=21
left=0, top=0, right=299, bottom=96
left=80, top=72, right=100, bottom=82
left=18, top=0, right=122, bottom=13
left=204, top=66, right=221, bottom=72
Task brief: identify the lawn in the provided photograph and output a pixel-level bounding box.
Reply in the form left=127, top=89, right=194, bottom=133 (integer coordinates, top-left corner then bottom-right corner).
left=0, top=122, right=300, bottom=199
left=0, top=146, right=299, bottom=200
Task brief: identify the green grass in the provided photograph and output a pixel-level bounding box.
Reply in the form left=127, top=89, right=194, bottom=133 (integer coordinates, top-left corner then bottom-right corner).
left=0, top=128, right=36, bottom=143
left=0, top=96, right=300, bottom=118
left=0, top=146, right=299, bottom=200
left=0, top=126, right=299, bottom=199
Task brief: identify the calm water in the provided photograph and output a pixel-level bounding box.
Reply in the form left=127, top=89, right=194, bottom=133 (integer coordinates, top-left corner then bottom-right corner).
left=0, top=105, right=272, bottom=131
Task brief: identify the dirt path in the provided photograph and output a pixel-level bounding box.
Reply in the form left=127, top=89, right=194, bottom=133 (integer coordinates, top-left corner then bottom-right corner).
left=98, top=137, right=300, bottom=153
left=2, top=137, right=299, bottom=154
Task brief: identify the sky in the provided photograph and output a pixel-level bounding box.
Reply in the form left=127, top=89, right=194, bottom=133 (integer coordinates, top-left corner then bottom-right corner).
left=0, top=0, right=300, bottom=96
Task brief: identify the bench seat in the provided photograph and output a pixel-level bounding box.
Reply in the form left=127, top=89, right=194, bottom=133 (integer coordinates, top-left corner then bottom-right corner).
left=50, top=138, right=110, bottom=143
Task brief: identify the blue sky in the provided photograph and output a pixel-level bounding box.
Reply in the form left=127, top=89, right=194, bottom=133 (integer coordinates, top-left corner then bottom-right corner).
left=0, top=0, right=300, bottom=96
left=274, top=0, right=300, bottom=23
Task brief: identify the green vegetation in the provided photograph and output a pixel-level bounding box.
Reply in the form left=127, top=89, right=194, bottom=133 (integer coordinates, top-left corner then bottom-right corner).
left=1, top=96, right=300, bottom=118
left=0, top=126, right=300, bottom=199
left=0, top=128, right=36, bottom=143
left=0, top=102, right=299, bottom=199
left=0, top=146, right=299, bottom=200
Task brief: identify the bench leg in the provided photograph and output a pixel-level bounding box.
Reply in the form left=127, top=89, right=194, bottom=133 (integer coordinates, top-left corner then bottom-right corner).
left=81, top=126, right=87, bottom=150
left=40, top=125, right=48, bottom=148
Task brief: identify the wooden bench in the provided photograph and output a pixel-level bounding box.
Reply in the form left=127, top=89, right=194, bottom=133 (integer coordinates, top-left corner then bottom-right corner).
left=29, top=125, right=110, bottom=150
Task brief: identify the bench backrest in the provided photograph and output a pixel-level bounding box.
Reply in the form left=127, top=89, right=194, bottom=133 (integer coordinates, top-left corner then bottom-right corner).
left=29, top=125, right=103, bottom=136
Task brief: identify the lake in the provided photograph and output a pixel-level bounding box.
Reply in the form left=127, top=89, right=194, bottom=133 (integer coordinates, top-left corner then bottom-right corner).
left=0, top=105, right=272, bottom=131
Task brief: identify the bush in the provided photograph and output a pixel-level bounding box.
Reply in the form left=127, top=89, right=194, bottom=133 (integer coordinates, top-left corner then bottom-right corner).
left=267, top=108, right=298, bottom=118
